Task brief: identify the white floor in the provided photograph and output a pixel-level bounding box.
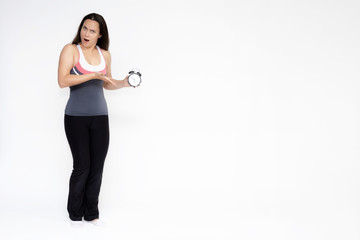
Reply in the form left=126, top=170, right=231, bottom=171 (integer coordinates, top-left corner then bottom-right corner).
left=1, top=187, right=360, bottom=240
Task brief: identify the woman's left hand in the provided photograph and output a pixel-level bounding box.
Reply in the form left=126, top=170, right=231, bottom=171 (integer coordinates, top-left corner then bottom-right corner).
left=122, top=75, right=136, bottom=88
left=106, top=76, right=136, bottom=89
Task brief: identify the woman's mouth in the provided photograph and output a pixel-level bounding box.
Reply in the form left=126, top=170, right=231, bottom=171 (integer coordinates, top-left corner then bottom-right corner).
left=84, top=38, right=89, bottom=42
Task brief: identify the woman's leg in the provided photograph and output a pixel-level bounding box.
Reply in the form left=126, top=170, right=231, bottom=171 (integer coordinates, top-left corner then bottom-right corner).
left=84, top=115, right=110, bottom=221
left=64, top=115, right=92, bottom=221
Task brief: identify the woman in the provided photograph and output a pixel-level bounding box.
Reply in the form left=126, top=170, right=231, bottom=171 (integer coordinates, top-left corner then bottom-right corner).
left=58, top=13, right=131, bottom=227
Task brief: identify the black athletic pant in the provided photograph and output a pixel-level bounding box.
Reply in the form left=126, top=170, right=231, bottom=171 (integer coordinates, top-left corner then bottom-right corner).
left=64, top=114, right=109, bottom=221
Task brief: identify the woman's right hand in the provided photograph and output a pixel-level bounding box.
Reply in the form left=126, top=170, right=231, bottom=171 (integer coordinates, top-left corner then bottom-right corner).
left=95, top=72, right=116, bottom=85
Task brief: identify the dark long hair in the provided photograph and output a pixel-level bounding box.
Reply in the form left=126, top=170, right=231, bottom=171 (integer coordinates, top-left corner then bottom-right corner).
left=72, top=13, right=109, bottom=50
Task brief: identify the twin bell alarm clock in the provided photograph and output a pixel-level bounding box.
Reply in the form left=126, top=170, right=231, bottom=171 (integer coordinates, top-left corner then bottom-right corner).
left=127, top=68, right=142, bottom=87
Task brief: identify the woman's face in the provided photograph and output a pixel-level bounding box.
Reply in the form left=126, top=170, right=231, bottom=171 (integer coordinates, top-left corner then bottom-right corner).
left=80, top=19, right=102, bottom=47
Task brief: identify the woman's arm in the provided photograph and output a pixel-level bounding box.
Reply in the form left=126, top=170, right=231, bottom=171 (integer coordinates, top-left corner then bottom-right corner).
left=57, top=44, right=113, bottom=88
left=102, top=50, right=132, bottom=90
left=104, top=76, right=130, bottom=90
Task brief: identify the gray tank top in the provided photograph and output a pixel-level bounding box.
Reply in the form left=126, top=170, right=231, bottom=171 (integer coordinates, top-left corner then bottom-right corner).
left=65, top=44, right=108, bottom=116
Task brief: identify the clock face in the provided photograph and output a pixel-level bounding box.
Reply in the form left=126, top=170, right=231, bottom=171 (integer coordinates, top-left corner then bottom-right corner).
left=128, top=74, right=141, bottom=86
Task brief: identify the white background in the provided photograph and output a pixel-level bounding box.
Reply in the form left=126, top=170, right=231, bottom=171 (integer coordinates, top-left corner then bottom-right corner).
left=1, top=0, right=360, bottom=239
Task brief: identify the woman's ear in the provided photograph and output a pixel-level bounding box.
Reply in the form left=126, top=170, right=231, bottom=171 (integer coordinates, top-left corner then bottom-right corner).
left=99, top=35, right=102, bottom=39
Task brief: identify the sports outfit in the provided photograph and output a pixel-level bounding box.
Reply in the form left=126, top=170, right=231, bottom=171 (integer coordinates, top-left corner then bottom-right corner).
left=64, top=44, right=109, bottom=221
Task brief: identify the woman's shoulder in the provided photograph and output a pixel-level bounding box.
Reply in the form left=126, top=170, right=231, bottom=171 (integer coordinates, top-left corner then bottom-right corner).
left=99, top=47, right=110, bottom=55
left=99, top=47, right=111, bottom=60
left=60, top=43, right=78, bottom=56
left=63, top=43, right=78, bottom=51
left=59, top=44, right=79, bottom=66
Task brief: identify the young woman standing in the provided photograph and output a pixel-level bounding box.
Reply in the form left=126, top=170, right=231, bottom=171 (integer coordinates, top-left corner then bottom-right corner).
left=58, top=13, right=131, bottom=227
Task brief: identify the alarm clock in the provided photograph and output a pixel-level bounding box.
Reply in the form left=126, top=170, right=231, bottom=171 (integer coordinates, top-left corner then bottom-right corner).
left=128, top=69, right=142, bottom=87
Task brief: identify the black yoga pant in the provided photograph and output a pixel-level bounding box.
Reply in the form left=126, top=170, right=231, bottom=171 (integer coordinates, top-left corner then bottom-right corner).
left=64, top=114, right=109, bottom=221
